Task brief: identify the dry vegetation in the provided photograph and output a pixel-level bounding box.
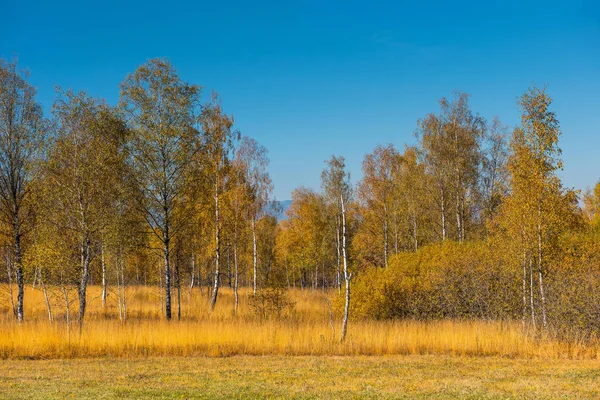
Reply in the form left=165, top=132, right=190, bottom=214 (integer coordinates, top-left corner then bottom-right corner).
left=2, top=356, right=600, bottom=399
left=1, top=285, right=599, bottom=360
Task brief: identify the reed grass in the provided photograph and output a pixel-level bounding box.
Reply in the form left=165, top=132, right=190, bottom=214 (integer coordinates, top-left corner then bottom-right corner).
left=0, top=285, right=598, bottom=359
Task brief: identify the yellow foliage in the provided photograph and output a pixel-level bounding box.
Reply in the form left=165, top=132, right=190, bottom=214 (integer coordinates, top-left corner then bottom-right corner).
left=350, top=241, right=520, bottom=320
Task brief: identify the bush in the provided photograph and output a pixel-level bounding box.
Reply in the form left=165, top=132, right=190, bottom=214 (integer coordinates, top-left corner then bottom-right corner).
left=348, top=234, right=600, bottom=341
left=545, top=231, right=600, bottom=339
left=249, top=287, right=295, bottom=320
left=350, top=241, right=521, bottom=321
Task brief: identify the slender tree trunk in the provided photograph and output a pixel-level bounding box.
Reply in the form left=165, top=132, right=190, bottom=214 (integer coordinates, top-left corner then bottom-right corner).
left=340, top=195, right=352, bottom=342
left=176, top=257, right=181, bottom=321
left=62, top=285, right=71, bottom=344
left=6, top=253, right=16, bottom=317
left=252, top=219, right=258, bottom=294
left=522, top=252, right=527, bottom=331
left=412, top=213, right=418, bottom=251
left=158, top=266, right=163, bottom=317
left=226, top=248, right=232, bottom=288
left=159, top=267, right=163, bottom=315
left=456, top=188, right=462, bottom=243
left=233, top=237, right=239, bottom=315
left=529, top=256, right=536, bottom=330
left=41, top=277, right=53, bottom=323
left=190, top=251, right=196, bottom=289
left=440, top=187, right=447, bottom=241
left=460, top=199, right=465, bottom=242
left=324, top=295, right=335, bottom=336
left=120, top=257, right=127, bottom=321
left=383, top=205, right=388, bottom=268
left=537, top=208, right=547, bottom=329
left=393, top=216, right=399, bottom=255
left=116, top=252, right=127, bottom=322
left=292, top=262, right=296, bottom=288
left=187, top=260, right=193, bottom=317
left=101, top=240, right=107, bottom=308
left=324, top=260, right=327, bottom=291
left=453, top=119, right=464, bottom=243
left=14, top=229, right=24, bottom=323
left=164, top=236, right=172, bottom=320
left=336, top=215, right=341, bottom=292
left=210, top=181, right=220, bottom=311
left=78, top=236, right=91, bottom=331
left=32, top=265, right=38, bottom=290
left=116, top=255, right=122, bottom=321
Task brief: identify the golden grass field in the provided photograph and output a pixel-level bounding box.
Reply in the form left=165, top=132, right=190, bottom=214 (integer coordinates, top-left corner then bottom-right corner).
left=1, top=284, right=599, bottom=359
left=2, top=285, right=600, bottom=398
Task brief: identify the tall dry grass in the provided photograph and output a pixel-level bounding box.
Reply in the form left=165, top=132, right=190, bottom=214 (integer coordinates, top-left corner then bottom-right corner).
left=0, top=285, right=598, bottom=359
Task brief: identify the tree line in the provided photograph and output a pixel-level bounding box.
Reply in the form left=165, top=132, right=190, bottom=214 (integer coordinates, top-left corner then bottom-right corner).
left=279, top=86, right=600, bottom=338
left=0, top=58, right=278, bottom=329
left=2, top=56, right=599, bottom=339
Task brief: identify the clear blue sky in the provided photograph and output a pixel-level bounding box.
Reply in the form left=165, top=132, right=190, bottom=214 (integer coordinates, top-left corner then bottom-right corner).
left=2, top=0, right=599, bottom=200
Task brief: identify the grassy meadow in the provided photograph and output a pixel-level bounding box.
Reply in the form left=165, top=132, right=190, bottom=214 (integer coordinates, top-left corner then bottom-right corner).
left=2, top=356, right=600, bottom=399
left=1, top=284, right=599, bottom=359
left=2, top=285, right=600, bottom=399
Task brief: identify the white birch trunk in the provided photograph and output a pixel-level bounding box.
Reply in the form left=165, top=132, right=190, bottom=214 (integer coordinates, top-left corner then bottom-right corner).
left=441, top=187, right=447, bottom=241
left=41, top=277, right=53, bottom=323
left=336, top=215, right=341, bottom=292
left=340, top=194, right=352, bottom=342
left=252, top=219, right=257, bottom=294
left=234, top=236, right=239, bottom=315
left=210, top=179, right=220, bottom=311
left=101, top=241, right=107, bottom=308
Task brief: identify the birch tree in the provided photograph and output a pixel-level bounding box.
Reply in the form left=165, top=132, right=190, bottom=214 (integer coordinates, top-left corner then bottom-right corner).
left=395, top=146, right=432, bottom=251
left=418, top=92, right=485, bottom=242
left=481, top=117, right=509, bottom=226
left=227, top=154, right=252, bottom=313
left=497, top=85, right=577, bottom=330
left=46, top=89, right=127, bottom=329
left=340, top=177, right=352, bottom=342
left=321, top=155, right=351, bottom=289
left=281, top=187, right=328, bottom=289
left=357, top=145, right=401, bottom=267
left=0, top=58, right=48, bottom=322
left=119, top=59, right=201, bottom=320
left=582, top=180, right=600, bottom=228
left=200, top=93, right=238, bottom=311
left=236, top=136, right=272, bottom=294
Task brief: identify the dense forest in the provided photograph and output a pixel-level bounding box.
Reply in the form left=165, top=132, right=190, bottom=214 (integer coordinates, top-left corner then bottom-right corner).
left=1, top=56, right=599, bottom=341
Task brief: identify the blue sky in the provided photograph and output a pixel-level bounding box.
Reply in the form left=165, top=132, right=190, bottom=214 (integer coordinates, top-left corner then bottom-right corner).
left=2, top=0, right=599, bottom=200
